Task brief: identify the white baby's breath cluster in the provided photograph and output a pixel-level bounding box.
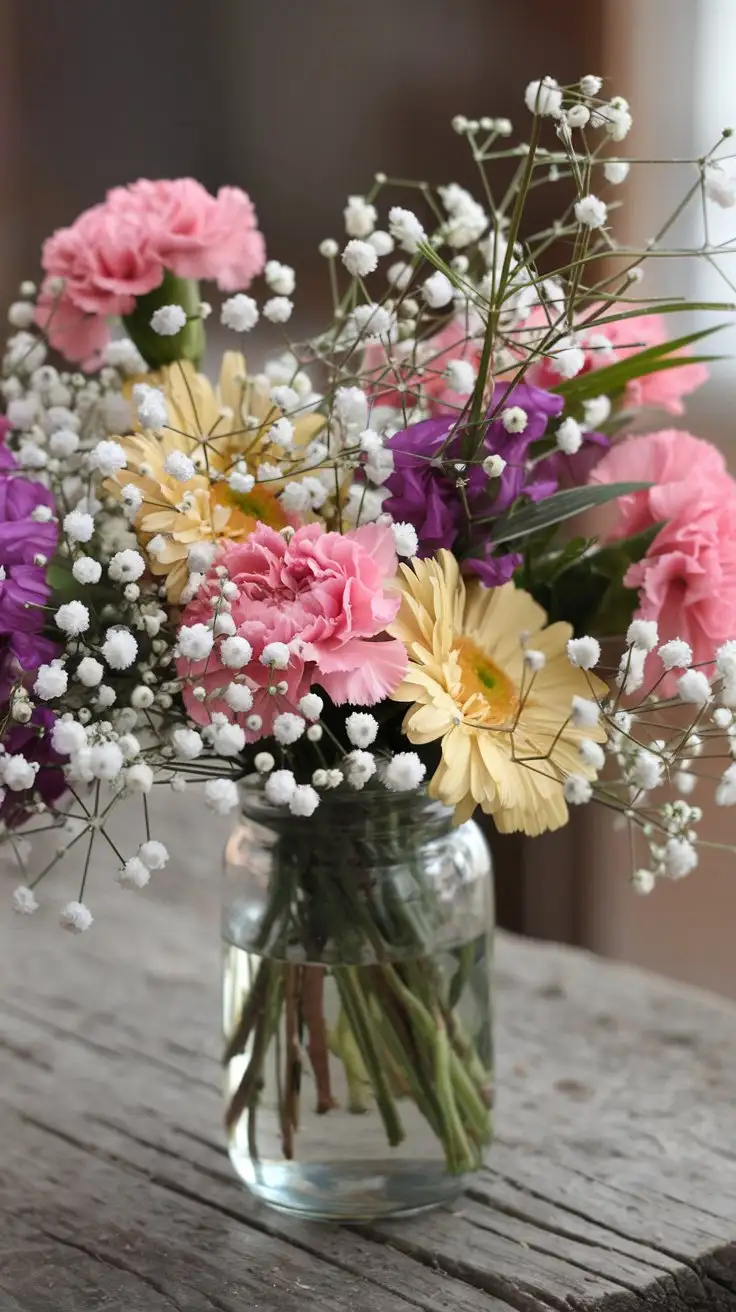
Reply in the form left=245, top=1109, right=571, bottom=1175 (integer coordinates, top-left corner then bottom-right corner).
left=559, top=624, right=736, bottom=893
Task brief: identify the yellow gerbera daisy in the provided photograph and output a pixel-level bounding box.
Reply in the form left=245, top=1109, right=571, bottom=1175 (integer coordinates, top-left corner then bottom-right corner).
left=106, top=354, right=323, bottom=601
left=389, top=551, right=608, bottom=833
left=157, top=351, right=325, bottom=482
left=104, top=426, right=279, bottom=602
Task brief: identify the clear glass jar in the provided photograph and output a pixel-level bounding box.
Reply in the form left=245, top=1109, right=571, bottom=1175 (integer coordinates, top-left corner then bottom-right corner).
left=222, top=781, right=494, bottom=1221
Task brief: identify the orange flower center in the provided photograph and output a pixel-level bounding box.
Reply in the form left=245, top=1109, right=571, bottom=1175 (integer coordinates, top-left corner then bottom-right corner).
left=213, top=482, right=289, bottom=533
left=453, top=638, right=519, bottom=726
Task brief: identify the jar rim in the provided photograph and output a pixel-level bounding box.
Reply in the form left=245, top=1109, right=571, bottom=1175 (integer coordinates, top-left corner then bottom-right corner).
left=238, top=774, right=452, bottom=823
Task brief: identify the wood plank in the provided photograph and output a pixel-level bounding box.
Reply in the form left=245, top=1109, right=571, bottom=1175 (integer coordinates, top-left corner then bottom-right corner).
left=1, top=798, right=736, bottom=1308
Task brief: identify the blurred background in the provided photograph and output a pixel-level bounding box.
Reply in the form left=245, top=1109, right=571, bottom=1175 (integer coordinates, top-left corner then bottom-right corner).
left=1, top=0, right=735, bottom=995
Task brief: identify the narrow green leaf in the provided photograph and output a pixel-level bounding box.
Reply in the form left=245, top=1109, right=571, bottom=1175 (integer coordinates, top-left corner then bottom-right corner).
left=553, top=325, right=725, bottom=404
left=483, top=481, right=650, bottom=544
left=541, top=536, right=593, bottom=583
left=556, top=352, right=722, bottom=405
left=416, top=241, right=466, bottom=292
left=578, top=300, right=736, bottom=328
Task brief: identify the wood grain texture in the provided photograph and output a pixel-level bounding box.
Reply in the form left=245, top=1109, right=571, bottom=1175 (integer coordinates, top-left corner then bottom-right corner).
left=1, top=799, right=735, bottom=1310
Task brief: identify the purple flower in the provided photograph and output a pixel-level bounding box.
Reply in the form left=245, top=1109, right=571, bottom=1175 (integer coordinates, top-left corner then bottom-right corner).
left=463, top=550, right=523, bottom=587
left=383, top=417, right=462, bottom=553
left=0, top=432, right=59, bottom=664
left=480, top=383, right=562, bottom=510
left=0, top=707, right=68, bottom=829
left=0, top=419, right=63, bottom=769
left=0, top=420, right=67, bottom=826
left=0, top=632, right=59, bottom=704
left=385, top=382, right=564, bottom=581
left=536, top=429, right=610, bottom=489
left=0, top=475, right=57, bottom=566
left=0, top=563, right=52, bottom=635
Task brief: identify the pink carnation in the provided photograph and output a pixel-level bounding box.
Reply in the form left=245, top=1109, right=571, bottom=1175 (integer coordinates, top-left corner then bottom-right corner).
left=40, top=203, right=160, bottom=319
left=114, top=179, right=266, bottom=290
left=178, top=522, right=408, bottom=739
left=37, top=178, right=266, bottom=365
left=522, top=305, right=707, bottom=415
left=592, top=430, right=736, bottom=690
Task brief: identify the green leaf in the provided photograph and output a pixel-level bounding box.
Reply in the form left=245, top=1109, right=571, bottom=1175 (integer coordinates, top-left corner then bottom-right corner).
left=45, top=557, right=80, bottom=603
left=528, top=522, right=666, bottom=637
left=480, top=481, right=651, bottom=544
left=589, top=521, right=665, bottom=578
left=537, top=536, right=593, bottom=584
left=578, top=300, right=736, bottom=327
left=553, top=325, right=725, bottom=405
left=45, top=555, right=120, bottom=609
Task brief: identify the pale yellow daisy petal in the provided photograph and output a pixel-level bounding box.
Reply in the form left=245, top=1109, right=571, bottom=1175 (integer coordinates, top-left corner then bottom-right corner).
left=451, top=791, right=478, bottom=826
left=404, top=701, right=456, bottom=744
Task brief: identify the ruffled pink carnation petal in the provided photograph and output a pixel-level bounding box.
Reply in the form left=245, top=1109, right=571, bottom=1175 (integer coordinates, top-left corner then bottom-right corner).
left=592, top=430, right=736, bottom=692
left=35, top=285, right=110, bottom=369
left=591, top=428, right=728, bottom=540
left=207, top=187, right=267, bottom=291
left=350, top=521, right=400, bottom=575
left=42, top=203, right=161, bottom=316
left=316, top=637, right=409, bottom=706
left=117, top=178, right=266, bottom=290
left=123, top=178, right=219, bottom=281
left=178, top=603, right=309, bottom=742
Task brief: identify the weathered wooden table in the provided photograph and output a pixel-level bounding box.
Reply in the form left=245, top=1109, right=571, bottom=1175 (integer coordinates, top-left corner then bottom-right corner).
left=1, top=803, right=736, bottom=1311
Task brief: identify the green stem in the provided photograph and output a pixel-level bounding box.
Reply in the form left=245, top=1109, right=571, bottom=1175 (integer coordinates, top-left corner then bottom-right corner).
left=225, top=965, right=282, bottom=1133
left=446, top=1044, right=493, bottom=1151
left=333, top=967, right=405, bottom=1147
left=465, top=111, right=542, bottom=454
left=365, top=968, right=448, bottom=1140
left=445, top=1008, right=494, bottom=1102
left=223, top=956, right=271, bottom=1064
left=434, top=1014, right=475, bottom=1173
left=330, top=1004, right=371, bottom=1112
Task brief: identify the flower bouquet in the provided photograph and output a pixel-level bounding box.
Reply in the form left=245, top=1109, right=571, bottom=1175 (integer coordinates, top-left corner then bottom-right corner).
left=3, top=75, right=736, bottom=1219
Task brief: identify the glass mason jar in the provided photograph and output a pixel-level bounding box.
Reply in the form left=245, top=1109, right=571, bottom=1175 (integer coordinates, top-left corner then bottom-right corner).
left=222, top=780, right=494, bottom=1222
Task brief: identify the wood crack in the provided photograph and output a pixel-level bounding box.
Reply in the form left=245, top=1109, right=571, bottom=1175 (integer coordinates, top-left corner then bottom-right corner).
left=484, top=1167, right=736, bottom=1308
left=37, top=1229, right=188, bottom=1312
left=353, top=1227, right=564, bottom=1312
left=458, top=1208, right=657, bottom=1297
left=464, top=1187, right=675, bottom=1275
left=486, top=1165, right=709, bottom=1268
left=173, top=1125, right=230, bottom=1158
left=143, top=1170, right=517, bottom=1312
left=6, top=857, right=736, bottom=1309
left=0, top=1035, right=52, bottom=1072
left=88, top=1115, right=235, bottom=1190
